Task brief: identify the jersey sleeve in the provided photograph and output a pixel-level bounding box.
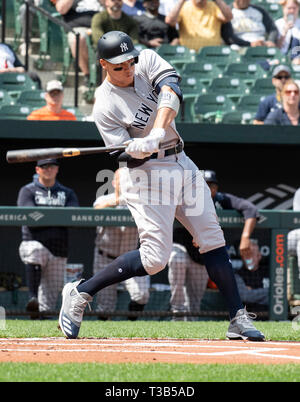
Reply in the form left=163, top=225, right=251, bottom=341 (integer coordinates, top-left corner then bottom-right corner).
left=17, top=186, right=35, bottom=206
left=224, top=193, right=260, bottom=220
left=139, top=49, right=180, bottom=90
left=93, top=110, right=132, bottom=147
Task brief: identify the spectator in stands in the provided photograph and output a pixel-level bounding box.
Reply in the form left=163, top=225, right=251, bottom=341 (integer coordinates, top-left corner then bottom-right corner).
left=158, top=0, right=181, bottom=17
left=27, top=79, right=77, bottom=121
left=134, top=0, right=179, bottom=48
left=93, top=168, right=150, bottom=320
left=234, top=239, right=269, bottom=308
left=168, top=170, right=260, bottom=320
left=51, top=0, right=104, bottom=86
left=264, top=78, right=300, bottom=124
left=221, top=0, right=279, bottom=47
left=122, top=0, right=145, bottom=16
left=18, top=0, right=43, bottom=56
left=276, top=0, right=300, bottom=64
left=253, top=64, right=291, bottom=124
left=91, top=0, right=139, bottom=48
left=288, top=186, right=300, bottom=290
left=17, top=158, right=79, bottom=318
left=0, top=42, right=41, bottom=88
left=165, top=0, right=233, bottom=51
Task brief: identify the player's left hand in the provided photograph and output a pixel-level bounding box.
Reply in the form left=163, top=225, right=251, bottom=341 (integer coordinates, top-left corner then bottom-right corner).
left=125, top=139, right=153, bottom=159
left=125, top=128, right=165, bottom=158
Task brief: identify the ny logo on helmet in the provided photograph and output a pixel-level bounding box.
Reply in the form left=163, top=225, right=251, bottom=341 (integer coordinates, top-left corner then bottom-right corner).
left=120, top=42, right=129, bottom=52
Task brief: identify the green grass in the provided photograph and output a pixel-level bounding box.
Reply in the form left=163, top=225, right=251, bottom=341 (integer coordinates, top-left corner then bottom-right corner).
left=0, top=319, right=300, bottom=382
left=1, top=319, right=300, bottom=341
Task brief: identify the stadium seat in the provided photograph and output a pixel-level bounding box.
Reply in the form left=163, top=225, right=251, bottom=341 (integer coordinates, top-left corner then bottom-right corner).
left=207, top=78, right=250, bottom=103
left=17, top=90, right=46, bottom=107
left=0, top=73, right=38, bottom=98
left=263, top=2, right=283, bottom=20
left=180, top=76, right=207, bottom=98
left=242, top=46, right=286, bottom=64
left=35, top=0, right=60, bottom=70
left=250, top=78, right=275, bottom=95
left=236, top=94, right=266, bottom=112
left=0, top=104, right=35, bottom=119
left=223, top=62, right=268, bottom=86
left=289, top=64, right=300, bottom=80
left=0, top=90, right=15, bottom=107
left=181, top=62, right=223, bottom=86
left=193, top=94, right=236, bottom=123
left=157, top=44, right=195, bottom=70
left=221, top=111, right=255, bottom=124
left=196, top=46, right=240, bottom=69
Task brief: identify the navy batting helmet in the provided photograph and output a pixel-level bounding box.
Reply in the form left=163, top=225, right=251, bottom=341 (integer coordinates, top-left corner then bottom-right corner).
left=204, top=170, right=218, bottom=184
left=97, top=31, right=140, bottom=64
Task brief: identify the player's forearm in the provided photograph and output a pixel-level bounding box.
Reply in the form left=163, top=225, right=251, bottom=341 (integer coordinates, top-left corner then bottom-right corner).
left=55, top=0, right=74, bottom=15
left=165, top=0, right=185, bottom=26
left=153, top=87, right=177, bottom=129
left=241, top=217, right=257, bottom=239
left=215, top=0, right=233, bottom=22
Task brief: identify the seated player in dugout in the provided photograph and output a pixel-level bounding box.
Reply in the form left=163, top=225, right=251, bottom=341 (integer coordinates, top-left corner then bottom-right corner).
left=58, top=31, right=265, bottom=342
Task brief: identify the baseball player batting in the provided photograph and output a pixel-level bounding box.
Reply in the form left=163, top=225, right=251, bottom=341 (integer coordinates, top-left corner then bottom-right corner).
left=58, top=30, right=264, bottom=341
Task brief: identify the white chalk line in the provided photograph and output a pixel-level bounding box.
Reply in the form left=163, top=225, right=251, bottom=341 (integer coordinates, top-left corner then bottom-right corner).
left=1, top=339, right=300, bottom=361
left=1, top=347, right=300, bottom=361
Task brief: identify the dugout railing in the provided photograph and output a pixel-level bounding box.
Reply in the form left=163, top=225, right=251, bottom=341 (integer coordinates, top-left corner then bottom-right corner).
left=0, top=207, right=299, bottom=321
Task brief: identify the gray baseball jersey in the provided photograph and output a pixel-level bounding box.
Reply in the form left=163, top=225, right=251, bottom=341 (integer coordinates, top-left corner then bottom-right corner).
left=93, top=49, right=181, bottom=149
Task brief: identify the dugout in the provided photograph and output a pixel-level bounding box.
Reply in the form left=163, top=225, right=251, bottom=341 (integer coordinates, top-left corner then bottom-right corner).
left=0, top=120, right=300, bottom=320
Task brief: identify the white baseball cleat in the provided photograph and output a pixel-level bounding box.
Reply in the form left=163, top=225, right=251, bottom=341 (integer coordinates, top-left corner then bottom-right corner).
left=58, top=280, right=92, bottom=339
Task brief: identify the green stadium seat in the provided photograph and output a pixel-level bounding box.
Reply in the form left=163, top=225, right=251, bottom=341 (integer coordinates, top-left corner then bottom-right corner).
left=0, top=104, right=35, bottom=119
left=263, top=2, right=283, bottom=20
left=17, top=90, right=46, bottom=107
left=157, top=44, right=195, bottom=70
left=181, top=62, right=223, bottom=86
left=221, top=111, right=255, bottom=124
left=223, top=62, right=268, bottom=86
left=236, top=94, right=266, bottom=112
left=134, top=43, right=147, bottom=52
left=0, top=73, right=38, bottom=99
left=35, top=0, right=60, bottom=70
left=193, top=94, right=236, bottom=123
left=0, top=90, right=15, bottom=107
left=180, top=76, right=207, bottom=98
left=242, top=46, right=286, bottom=64
left=250, top=78, right=275, bottom=95
left=207, top=78, right=250, bottom=103
left=196, top=45, right=241, bottom=69
left=289, top=64, right=300, bottom=80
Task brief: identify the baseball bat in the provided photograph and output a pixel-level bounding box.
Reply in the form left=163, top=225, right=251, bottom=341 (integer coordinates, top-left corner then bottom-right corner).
left=6, top=145, right=127, bottom=164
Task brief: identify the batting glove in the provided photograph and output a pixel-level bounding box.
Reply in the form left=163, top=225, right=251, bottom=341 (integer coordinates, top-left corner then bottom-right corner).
left=125, top=128, right=165, bottom=158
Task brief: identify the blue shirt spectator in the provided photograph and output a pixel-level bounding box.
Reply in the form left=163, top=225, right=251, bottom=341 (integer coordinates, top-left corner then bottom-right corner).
left=253, top=64, right=291, bottom=124
left=122, top=0, right=145, bottom=16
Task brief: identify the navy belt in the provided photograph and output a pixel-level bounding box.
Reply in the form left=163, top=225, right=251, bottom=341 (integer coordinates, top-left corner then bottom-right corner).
left=150, top=142, right=184, bottom=159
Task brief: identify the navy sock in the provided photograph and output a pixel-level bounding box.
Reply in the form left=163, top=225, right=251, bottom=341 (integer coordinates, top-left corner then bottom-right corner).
left=203, top=246, right=244, bottom=319
left=77, top=249, right=147, bottom=297
left=25, top=264, right=41, bottom=299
